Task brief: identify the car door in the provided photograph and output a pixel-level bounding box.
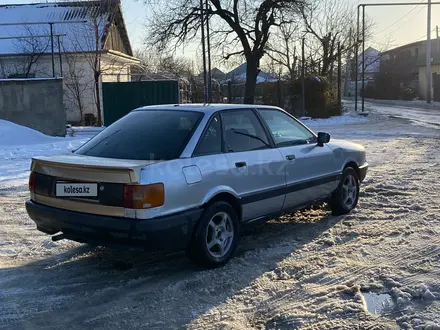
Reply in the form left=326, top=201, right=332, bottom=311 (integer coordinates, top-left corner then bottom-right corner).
left=219, top=109, right=286, bottom=222
left=257, top=109, right=339, bottom=209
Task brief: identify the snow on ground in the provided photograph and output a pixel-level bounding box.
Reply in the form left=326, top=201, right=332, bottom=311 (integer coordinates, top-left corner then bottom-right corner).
left=1, top=109, right=440, bottom=329
left=0, top=121, right=91, bottom=191
left=363, top=97, right=440, bottom=111
left=300, top=111, right=369, bottom=127
left=345, top=98, right=440, bottom=129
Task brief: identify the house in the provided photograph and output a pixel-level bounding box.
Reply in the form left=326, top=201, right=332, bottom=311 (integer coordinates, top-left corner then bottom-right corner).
left=356, top=47, right=381, bottom=80
left=346, top=47, right=381, bottom=97
left=377, top=39, right=440, bottom=99
left=418, top=53, right=440, bottom=101
left=0, top=0, right=140, bottom=125
left=226, top=63, right=278, bottom=83
left=379, top=41, right=424, bottom=97
left=210, top=68, right=227, bottom=81
left=195, top=68, right=226, bottom=82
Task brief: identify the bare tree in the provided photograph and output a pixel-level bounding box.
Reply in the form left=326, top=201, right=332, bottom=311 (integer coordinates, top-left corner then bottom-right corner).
left=12, top=25, right=50, bottom=78
left=68, top=0, right=120, bottom=126
left=266, top=15, right=300, bottom=81
left=146, top=0, right=306, bottom=104
left=63, top=52, right=91, bottom=125
left=300, top=0, right=374, bottom=79
left=133, top=48, right=195, bottom=84
left=133, top=49, right=161, bottom=73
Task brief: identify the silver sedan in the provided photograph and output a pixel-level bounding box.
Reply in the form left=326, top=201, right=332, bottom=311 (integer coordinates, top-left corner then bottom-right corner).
left=26, top=104, right=368, bottom=268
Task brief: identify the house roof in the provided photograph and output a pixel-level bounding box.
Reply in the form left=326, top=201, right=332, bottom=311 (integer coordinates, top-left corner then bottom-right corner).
left=381, top=39, right=429, bottom=55
left=0, top=0, right=133, bottom=56
left=226, top=63, right=278, bottom=83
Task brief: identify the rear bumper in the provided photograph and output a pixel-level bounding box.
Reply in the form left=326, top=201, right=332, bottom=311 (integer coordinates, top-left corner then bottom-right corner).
left=359, top=163, right=368, bottom=182
left=25, top=200, right=203, bottom=251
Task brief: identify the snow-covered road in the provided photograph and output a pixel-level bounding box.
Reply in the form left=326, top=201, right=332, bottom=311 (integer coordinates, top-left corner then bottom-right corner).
left=1, top=110, right=440, bottom=329
left=347, top=99, right=440, bottom=129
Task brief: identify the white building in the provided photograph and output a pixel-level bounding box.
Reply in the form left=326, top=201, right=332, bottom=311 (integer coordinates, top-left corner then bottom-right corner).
left=346, top=47, right=381, bottom=97
left=0, top=0, right=140, bottom=125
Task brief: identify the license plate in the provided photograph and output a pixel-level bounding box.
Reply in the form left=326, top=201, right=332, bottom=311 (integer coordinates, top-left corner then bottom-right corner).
left=56, top=183, right=98, bottom=197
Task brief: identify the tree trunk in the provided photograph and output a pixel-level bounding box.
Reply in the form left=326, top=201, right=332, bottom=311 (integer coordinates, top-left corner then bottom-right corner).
left=78, top=93, right=84, bottom=126
left=244, top=57, right=258, bottom=104
left=25, top=58, right=34, bottom=78
left=94, top=71, right=102, bottom=126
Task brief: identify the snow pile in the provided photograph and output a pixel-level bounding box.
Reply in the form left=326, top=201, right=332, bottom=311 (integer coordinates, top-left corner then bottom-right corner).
left=0, top=120, right=63, bottom=146
left=301, top=113, right=369, bottom=127
left=0, top=120, right=92, bottom=189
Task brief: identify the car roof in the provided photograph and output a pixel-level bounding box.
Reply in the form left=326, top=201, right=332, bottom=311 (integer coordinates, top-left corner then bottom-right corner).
left=133, top=104, right=282, bottom=116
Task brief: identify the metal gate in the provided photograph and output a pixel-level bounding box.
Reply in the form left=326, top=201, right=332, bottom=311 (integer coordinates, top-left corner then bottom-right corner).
left=102, top=80, right=179, bottom=126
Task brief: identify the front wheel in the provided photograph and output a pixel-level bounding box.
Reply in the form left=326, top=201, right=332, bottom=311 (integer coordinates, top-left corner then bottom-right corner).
left=330, top=167, right=360, bottom=216
left=187, top=201, right=239, bottom=268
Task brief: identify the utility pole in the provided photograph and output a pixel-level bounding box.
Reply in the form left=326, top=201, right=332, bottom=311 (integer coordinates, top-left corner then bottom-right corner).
left=57, top=35, right=62, bottom=77
left=205, top=0, right=212, bottom=103
left=344, top=28, right=353, bottom=98
left=338, top=42, right=342, bottom=108
left=437, top=25, right=439, bottom=53
left=49, top=23, right=55, bottom=78
left=301, top=37, right=306, bottom=116
left=355, top=5, right=360, bottom=111
left=427, top=0, right=432, bottom=103
left=199, top=0, right=208, bottom=103
left=362, top=5, right=366, bottom=112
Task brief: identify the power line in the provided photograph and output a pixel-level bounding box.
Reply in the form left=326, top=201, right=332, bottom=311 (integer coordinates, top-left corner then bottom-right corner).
left=415, top=27, right=437, bottom=41
left=375, top=0, right=426, bottom=35
left=371, top=27, right=436, bottom=47
left=370, top=28, right=437, bottom=51
left=386, top=4, right=426, bottom=36
left=370, top=39, right=399, bottom=49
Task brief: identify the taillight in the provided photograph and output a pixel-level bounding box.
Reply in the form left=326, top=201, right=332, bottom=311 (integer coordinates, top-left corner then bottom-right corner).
left=29, top=172, right=36, bottom=193
left=123, top=183, right=164, bottom=209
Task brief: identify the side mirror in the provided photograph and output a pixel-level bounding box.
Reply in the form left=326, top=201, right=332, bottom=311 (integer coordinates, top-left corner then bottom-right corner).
left=317, top=132, right=330, bottom=147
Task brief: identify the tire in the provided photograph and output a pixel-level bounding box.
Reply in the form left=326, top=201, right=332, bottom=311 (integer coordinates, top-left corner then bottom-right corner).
left=330, top=167, right=360, bottom=216
left=187, top=201, right=239, bottom=268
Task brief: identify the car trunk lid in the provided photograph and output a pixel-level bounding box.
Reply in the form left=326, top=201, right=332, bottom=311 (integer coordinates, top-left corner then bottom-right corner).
left=31, top=154, right=160, bottom=184
left=30, top=154, right=161, bottom=218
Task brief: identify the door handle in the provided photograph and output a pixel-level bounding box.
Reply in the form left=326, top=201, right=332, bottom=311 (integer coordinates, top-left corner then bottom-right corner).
left=286, top=155, right=296, bottom=161
left=235, top=161, right=247, bottom=168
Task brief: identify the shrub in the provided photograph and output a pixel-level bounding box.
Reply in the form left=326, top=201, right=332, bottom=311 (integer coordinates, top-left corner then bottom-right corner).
left=303, top=76, right=340, bottom=118
left=400, top=87, right=416, bottom=101
left=220, top=76, right=340, bottom=118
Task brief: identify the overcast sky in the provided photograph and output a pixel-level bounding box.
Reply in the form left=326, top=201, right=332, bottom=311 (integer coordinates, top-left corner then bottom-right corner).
left=0, top=0, right=439, bottom=63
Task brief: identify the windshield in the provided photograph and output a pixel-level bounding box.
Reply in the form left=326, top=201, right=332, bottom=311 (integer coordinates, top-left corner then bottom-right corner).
left=75, top=110, right=203, bottom=160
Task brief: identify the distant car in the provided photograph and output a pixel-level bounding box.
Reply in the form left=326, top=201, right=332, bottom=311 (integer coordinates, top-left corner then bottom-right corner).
left=26, top=104, right=368, bottom=268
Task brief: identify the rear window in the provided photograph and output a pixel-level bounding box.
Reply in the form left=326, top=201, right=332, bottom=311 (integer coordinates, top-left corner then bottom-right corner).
left=75, top=110, right=203, bottom=160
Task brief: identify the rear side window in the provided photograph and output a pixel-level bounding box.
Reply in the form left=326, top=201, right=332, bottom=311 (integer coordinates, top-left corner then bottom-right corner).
left=75, top=110, right=203, bottom=160
left=193, top=113, right=222, bottom=156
